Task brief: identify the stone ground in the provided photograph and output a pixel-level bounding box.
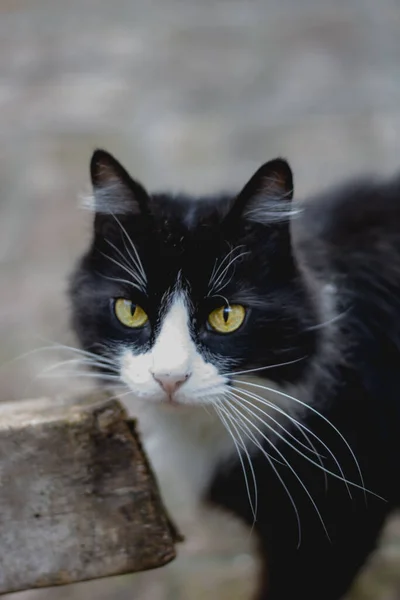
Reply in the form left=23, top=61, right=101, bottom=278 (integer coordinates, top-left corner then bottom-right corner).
left=1, top=0, right=400, bottom=598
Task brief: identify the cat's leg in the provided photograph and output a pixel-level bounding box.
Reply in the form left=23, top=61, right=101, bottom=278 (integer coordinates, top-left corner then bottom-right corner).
left=208, top=443, right=391, bottom=600
left=255, top=496, right=389, bottom=600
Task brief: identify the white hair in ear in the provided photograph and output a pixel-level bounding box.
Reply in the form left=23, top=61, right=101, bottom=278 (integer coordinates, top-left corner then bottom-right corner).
left=234, top=158, right=298, bottom=225
left=78, top=183, right=141, bottom=215
left=244, top=198, right=303, bottom=224
left=78, top=186, right=96, bottom=212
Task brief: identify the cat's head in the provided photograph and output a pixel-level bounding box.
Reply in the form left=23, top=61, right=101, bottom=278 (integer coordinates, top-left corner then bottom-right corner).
left=69, top=150, right=318, bottom=408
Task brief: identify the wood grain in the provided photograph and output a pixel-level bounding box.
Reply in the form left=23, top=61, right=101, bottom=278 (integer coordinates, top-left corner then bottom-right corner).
left=0, top=394, right=180, bottom=594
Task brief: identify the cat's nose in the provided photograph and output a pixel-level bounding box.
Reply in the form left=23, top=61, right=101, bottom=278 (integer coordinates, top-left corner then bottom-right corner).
left=152, top=372, right=191, bottom=395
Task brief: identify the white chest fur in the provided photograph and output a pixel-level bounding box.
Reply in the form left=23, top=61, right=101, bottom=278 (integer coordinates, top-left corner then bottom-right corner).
left=117, top=291, right=307, bottom=520
left=124, top=396, right=236, bottom=510
left=122, top=375, right=305, bottom=523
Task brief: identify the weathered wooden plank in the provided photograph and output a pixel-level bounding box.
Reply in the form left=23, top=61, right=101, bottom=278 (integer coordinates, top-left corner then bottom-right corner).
left=0, top=394, right=180, bottom=594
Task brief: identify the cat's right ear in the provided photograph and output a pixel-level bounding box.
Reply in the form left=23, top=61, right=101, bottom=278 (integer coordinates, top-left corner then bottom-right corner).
left=228, top=158, right=295, bottom=225
left=87, top=149, right=150, bottom=216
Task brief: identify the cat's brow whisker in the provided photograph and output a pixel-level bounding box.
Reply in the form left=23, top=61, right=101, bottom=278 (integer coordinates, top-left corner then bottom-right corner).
left=96, top=271, right=144, bottom=292
left=211, top=250, right=250, bottom=296
left=210, top=294, right=230, bottom=308
left=213, top=272, right=236, bottom=296
left=111, top=213, right=147, bottom=285
left=208, top=258, right=218, bottom=288
left=208, top=245, right=246, bottom=296
left=232, top=377, right=370, bottom=500
left=100, top=251, right=145, bottom=291
left=121, top=235, right=146, bottom=287
left=227, top=397, right=330, bottom=543
left=214, top=400, right=258, bottom=522
left=226, top=356, right=307, bottom=377
left=104, top=237, right=146, bottom=290
left=213, top=250, right=249, bottom=285
left=209, top=245, right=241, bottom=287
left=104, top=238, right=145, bottom=284
left=212, top=255, right=249, bottom=296
left=104, top=237, right=135, bottom=272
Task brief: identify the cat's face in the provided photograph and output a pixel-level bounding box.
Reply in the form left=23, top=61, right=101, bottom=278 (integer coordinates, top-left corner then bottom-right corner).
left=70, top=150, right=317, bottom=409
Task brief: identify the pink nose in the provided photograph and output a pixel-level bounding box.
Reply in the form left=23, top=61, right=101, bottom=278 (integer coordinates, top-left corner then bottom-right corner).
left=152, top=372, right=191, bottom=395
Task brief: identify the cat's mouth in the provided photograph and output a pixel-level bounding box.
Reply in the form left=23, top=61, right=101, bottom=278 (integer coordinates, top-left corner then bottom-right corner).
left=161, top=383, right=228, bottom=408
left=164, top=393, right=181, bottom=406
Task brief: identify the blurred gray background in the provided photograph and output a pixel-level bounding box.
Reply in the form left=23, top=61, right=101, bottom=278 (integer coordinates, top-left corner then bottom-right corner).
left=1, top=0, right=400, bottom=598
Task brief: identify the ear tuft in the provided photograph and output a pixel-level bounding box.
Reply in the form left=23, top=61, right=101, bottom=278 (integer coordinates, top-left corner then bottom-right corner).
left=233, top=158, right=296, bottom=224
left=89, top=149, right=149, bottom=215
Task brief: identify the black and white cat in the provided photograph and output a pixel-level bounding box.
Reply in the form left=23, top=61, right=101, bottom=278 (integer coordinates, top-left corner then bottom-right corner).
left=69, top=150, right=400, bottom=599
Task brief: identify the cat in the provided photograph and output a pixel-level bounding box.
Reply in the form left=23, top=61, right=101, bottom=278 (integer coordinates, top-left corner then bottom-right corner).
left=69, top=149, right=400, bottom=599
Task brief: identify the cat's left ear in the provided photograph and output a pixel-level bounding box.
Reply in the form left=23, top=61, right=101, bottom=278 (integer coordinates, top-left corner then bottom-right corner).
left=230, top=158, right=294, bottom=224
left=88, top=149, right=150, bottom=215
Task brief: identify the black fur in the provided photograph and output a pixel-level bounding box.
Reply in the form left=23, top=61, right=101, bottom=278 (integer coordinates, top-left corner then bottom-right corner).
left=70, top=151, right=400, bottom=599
left=71, top=150, right=314, bottom=386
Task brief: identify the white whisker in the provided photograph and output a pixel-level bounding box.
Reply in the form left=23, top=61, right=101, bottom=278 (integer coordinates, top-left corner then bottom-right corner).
left=1, top=342, right=117, bottom=370
left=105, top=387, right=135, bottom=404
left=233, top=384, right=388, bottom=499
left=104, top=237, right=146, bottom=290
left=100, top=251, right=145, bottom=290
left=111, top=214, right=147, bottom=286
left=208, top=257, right=219, bottom=288
left=229, top=389, right=355, bottom=500
left=234, top=386, right=359, bottom=495
left=228, top=398, right=330, bottom=543
left=40, top=342, right=116, bottom=362
left=226, top=356, right=307, bottom=377
left=229, top=388, right=325, bottom=460
left=212, top=251, right=249, bottom=295
left=96, top=271, right=144, bottom=292
left=221, top=395, right=303, bottom=546
left=208, top=245, right=247, bottom=296
left=40, top=371, right=121, bottom=382
left=210, top=294, right=230, bottom=308
left=209, top=245, right=241, bottom=287
left=104, top=237, right=135, bottom=272
left=212, top=267, right=237, bottom=296
left=305, top=309, right=349, bottom=332
left=214, top=401, right=258, bottom=522
left=221, top=395, right=286, bottom=467
left=36, top=357, right=119, bottom=378
left=232, top=378, right=369, bottom=499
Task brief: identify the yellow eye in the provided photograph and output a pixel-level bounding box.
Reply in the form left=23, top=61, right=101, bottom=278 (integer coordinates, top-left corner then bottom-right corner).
left=114, top=299, right=148, bottom=328
left=208, top=304, right=246, bottom=334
